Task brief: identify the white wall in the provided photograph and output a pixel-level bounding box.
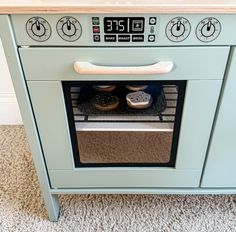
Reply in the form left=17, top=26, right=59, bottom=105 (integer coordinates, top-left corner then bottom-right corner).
left=0, top=39, right=23, bottom=125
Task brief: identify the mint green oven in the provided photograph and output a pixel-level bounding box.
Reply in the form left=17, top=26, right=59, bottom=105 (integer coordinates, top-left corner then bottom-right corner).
left=1, top=13, right=234, bottom=221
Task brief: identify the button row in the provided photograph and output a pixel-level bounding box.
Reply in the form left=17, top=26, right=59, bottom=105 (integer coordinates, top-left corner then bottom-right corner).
left=94, top=34, right=156, bottom=43
left=92, top=17, right=101, bottom=42
left=104, top=35, right=144, bottom=42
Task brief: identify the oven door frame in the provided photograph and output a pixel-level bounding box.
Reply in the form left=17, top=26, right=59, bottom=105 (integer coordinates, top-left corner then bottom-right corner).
left=27, top=79, right=222, bottom=188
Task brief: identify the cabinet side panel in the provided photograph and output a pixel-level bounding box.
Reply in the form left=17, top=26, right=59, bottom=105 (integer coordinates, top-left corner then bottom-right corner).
left=0, top=15, right=60, bottom=221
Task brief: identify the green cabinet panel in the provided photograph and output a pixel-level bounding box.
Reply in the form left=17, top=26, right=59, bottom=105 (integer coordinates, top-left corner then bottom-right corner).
left=49, top=169, right=201, bottom=188
left=201, top=47, right=236, bottom=188
left=19, top=47, right=229, bottom=81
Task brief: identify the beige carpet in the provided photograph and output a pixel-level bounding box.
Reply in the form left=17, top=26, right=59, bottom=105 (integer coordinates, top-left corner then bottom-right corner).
left=77, top=131, right=172, bottom=164
left=0, top=126, right=236, bottom=232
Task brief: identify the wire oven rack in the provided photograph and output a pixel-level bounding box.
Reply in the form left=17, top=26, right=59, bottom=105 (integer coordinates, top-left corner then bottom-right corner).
left=70, top=85, right=178, bottom=132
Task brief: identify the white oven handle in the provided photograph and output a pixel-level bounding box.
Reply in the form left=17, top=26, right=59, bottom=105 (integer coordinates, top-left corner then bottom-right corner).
left=73, top=61, right=174, bottom=75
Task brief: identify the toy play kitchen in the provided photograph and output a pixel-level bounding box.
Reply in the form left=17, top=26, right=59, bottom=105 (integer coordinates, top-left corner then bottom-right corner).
left=1, top=0, right=236, bottom=221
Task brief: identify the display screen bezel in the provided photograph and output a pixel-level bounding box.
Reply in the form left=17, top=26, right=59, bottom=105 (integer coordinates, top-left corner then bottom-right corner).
left=104, top=17, right=145, bottom=34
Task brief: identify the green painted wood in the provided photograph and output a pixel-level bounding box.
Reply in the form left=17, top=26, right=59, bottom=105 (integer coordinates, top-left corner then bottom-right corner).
left=27, top=79, right=222, bottom=188
left=19, top=47, right=229, bottom=81
left=176, top=80, right=222, bottom=169
left=10, top=14, right=236, bottom=47
left=50, top=188, right=236, bottom=195
left=27, top=81, right=74, bottom=169
left=201, top=47, right=236, bottom=188
left=49, top=169, right=201, bottom=188
left=0, top=15, right=60, bottom=221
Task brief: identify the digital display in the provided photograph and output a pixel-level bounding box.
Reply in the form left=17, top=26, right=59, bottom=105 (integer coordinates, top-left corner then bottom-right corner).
left=104, top=17, right=145, bottom=34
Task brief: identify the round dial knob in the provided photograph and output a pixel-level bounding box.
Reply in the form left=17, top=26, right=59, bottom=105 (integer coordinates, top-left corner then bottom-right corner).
left=57, top=16, right=82, bottom=42
left=166, top=17, right=191, bottom=42
left=196, top=18, right=221, bottom=42
left=26, top=17, right=51, bottom=42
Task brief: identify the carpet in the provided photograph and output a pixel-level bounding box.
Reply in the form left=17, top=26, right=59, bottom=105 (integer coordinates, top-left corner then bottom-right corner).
left=77, top=131, right=172, bottom=164
left=0, top=125, right=236, bottom=232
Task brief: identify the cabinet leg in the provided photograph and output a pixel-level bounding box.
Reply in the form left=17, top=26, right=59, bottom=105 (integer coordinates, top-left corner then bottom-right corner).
left=44, top=194, right=60, bottom=221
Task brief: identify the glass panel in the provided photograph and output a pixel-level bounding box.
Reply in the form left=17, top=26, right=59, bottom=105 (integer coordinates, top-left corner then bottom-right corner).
left=63, top=81, right=186, bottom=167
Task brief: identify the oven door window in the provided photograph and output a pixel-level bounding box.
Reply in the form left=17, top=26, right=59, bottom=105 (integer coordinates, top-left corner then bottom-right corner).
left=63, top=81, right=186, bottom=167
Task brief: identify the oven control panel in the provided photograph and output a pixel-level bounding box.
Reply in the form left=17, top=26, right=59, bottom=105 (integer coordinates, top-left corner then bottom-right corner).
left=91, top=16, right=158, bottom=43
left=10, top=14, right=236, bottom=46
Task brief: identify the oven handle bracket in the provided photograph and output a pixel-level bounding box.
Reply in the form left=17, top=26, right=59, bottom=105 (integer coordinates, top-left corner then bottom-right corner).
left=73, top=61, right=174, bottom=75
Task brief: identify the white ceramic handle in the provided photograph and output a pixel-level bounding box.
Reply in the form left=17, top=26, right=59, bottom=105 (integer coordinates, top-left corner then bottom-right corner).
left=73, top=61, right=174, bottom=75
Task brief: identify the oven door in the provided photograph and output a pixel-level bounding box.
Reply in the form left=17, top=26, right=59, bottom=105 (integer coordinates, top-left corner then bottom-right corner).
left=19, top=47, right=229, bottom=188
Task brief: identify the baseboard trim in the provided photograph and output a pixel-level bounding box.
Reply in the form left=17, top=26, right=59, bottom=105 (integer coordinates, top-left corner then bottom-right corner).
left=0, top=92, right=17, bottom=103
left=0, top=92, right=23, bottom=125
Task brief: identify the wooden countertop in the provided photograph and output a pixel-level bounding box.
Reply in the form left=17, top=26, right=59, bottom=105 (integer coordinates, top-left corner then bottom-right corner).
left=1, top=0, right=236, bottom=14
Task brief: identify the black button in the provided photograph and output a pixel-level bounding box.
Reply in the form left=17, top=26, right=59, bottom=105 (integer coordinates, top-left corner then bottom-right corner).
left=149, top=17, right=157, bottom=25
left=118, top=35, right=130, bottom=42
left=104, top=35, right=116, bottom=42
left=132, top=20, right=144, bottom=32
left=93, top=35, right=100, bottom=42
left=148, top=35, right=155, bottom=42
left=132, top=35, right=144, bottom=42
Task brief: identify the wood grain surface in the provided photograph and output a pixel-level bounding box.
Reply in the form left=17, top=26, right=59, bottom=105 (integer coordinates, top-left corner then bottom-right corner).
left=1, top=0, right=236, bottom=14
